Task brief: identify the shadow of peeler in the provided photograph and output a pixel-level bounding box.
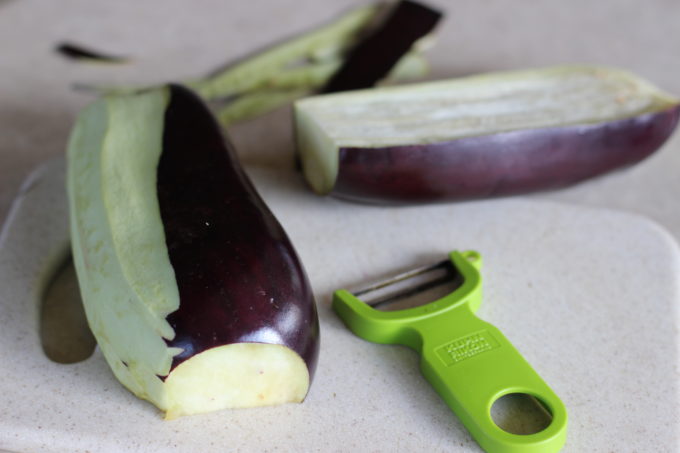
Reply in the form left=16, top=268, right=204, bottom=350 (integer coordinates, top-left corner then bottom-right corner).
left=332, top=250, right=567, bottom=453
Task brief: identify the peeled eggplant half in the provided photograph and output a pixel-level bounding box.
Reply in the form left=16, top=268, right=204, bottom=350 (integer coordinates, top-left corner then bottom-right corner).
left=295, top=65, right=680, bottom=203
left=67, top=85, right=319, bottom=419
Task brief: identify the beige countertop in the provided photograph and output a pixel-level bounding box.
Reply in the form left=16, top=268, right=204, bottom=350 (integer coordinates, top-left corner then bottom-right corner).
left=1, top=1, right=679, bottom=452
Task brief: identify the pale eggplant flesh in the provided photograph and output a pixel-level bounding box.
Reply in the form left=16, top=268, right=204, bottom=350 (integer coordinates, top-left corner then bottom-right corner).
left=295, top=65, right=680, bottom=204
left=67, top=84, right=318, bottom=419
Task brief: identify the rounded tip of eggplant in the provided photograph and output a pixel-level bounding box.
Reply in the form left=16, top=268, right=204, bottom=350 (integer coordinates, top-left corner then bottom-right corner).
left=69, top=81, right=320, bottom=416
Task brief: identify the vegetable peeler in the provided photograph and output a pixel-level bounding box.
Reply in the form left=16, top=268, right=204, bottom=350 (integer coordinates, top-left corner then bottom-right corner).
left=332, top=251, right=567, bottom=453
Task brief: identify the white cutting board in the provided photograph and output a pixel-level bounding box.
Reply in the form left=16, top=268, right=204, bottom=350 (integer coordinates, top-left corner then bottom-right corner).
left=0, top=157, right=678, bottom=453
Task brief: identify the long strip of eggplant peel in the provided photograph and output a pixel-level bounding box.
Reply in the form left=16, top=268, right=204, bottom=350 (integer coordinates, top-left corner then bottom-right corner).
left=187, top=5, right=380, bottom=101
left=73, top=1, right=439, bottom=127
left=215, top=53, right=429, bottom=127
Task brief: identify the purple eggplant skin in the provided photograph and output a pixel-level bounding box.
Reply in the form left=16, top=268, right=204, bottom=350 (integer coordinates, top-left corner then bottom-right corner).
left=322, top=0, right=442, bottom=93
left=331, top=105, right=680, bottom=204
left=157, top=84, right=319, bottom=377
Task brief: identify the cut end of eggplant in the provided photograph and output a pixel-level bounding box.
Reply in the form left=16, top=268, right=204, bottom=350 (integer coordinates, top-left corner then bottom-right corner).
left=164, top=344, right=309, bottom=419
left=295, top=65, right=680, bottom=202
left=68, top=84, right=319, bottom=417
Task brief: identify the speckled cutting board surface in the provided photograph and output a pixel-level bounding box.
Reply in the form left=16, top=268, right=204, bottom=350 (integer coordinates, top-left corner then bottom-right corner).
left=0, top=158, right=678, bottom=452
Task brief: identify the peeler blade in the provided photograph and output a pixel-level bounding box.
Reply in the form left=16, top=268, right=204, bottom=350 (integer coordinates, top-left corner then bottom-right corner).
left=351, top=259, right=464, bottom=309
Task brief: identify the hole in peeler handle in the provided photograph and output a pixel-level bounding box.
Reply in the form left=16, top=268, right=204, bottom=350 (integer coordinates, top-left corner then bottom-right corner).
left=490, top=393, right=553, bottom=435
left=40, top=254, right=96, bottom=364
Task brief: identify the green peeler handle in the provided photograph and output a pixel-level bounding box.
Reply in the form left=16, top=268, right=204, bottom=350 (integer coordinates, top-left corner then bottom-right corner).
left=415, top=307, right=567, bottom=453
left=332, top=251, right=567, bottom=452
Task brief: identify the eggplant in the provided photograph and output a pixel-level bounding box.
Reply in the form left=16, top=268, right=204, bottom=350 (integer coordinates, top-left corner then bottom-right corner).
left=194, top=1, right=441, bottom=127
left=322, top=0, right=442, bottom=93
left=67, top=84, right=319, bottom=419
left=295, top=65, right=680, bottom=203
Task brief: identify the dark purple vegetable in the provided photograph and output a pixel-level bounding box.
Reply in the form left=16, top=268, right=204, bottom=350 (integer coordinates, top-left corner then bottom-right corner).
left=68, top=83, right=318, bottom=419
left=322, top=0, right=442, bottom=93
left=295, top=65, right=680, bottom=204
left=334, top=106, right=680, bottom=203
left=159, top=84, right=319, bottom=372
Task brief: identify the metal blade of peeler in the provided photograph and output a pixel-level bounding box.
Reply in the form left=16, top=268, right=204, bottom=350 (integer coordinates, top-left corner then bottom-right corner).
left=351, top=259, right=463, bottom=309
